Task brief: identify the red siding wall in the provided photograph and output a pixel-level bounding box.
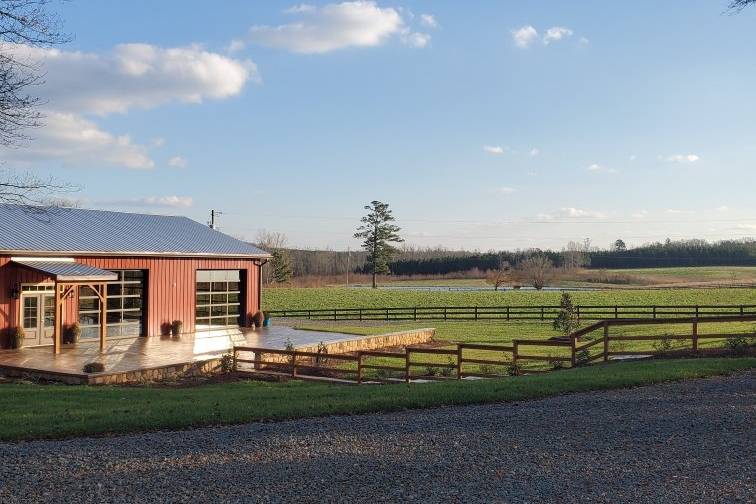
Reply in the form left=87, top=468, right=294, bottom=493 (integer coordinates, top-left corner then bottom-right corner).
left=0, top=255, right=261, bottom=338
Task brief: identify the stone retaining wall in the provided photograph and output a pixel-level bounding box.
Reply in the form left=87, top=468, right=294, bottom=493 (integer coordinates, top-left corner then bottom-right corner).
left=295, top=328, right=435, bottom=354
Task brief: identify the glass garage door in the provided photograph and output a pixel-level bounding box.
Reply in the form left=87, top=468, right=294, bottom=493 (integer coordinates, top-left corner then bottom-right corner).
left=195, top=270, right=242, bottom=329
left=79, top=270, right=146, bottom=339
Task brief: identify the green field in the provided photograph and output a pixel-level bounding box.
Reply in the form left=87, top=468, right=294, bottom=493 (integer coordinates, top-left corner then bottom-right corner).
left=0, top=358, right=752, bottom=441
left=262, top=287, right=756, bottom=311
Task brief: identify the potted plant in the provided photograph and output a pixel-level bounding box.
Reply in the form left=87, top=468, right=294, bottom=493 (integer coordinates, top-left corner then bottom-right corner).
left=63, top=323, right=81, bottom=344
left=252, top=310, right=265, bottom=328
left=171, top=320, right=183, bottom=337
left=9, top=327, right=24, bottom=349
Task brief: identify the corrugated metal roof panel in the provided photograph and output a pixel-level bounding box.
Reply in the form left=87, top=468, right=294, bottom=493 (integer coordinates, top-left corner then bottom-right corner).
left=0, top=204, right=270, bottom=258
left=12, top=259, right=119, bottom=281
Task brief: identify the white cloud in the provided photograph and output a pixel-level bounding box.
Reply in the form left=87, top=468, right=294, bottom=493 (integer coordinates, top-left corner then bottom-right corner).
left=586, top=163, right=618, bottom=174
left=665, top=208, right=695, bottom=215
left=543, top=26, right=573, bottom=44
left=401, top=30, right=431, bottom=48
left=715, top=205, right=730, bottom=212
left=99, top=196, right=194, bottom=208
left=666, top=154, right=700, bottom=164
left=227, top=39, right=246, bottom=53
left=168, top=156, right=188, bottom=168
left=420, top=14, right=437, bottom=28
left=578, top=36, right=590, bottom=47
left=248, top=2, right=425, bottom=54
left=735, top=223, right=756, bottom=231
left=495, top=186, right=515, bottom=195
left=483, top=145, right=506, bottom=155
left=3, top=112, right=154, bottom=169
left=631, top=209, right=649, bottom=219
left=538, top=208, right=606, bottom=220
left=10, top=43, right=258, bottom=116
left=512, top=25, right=538, bottom=48
left=529, top=148, right=540, bottom=157
left=1, top=43, right=255, bottom=169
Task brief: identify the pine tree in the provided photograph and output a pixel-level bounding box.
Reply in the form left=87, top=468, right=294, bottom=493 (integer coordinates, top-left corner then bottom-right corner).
left=354, top=201, right=403, bottom=288
left=553, top=292, right=579, bottom=336
left=271, top=249, right=293, bottom=284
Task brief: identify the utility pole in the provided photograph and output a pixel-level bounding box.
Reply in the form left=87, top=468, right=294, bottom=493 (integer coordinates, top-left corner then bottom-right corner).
left=208, top=209, right=223, bottom=229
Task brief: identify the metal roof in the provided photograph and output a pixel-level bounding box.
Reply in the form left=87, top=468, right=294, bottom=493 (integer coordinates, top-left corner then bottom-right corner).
left=12, top=259, right=119, bottom=282
left=0, top=204, right=270, bottom=258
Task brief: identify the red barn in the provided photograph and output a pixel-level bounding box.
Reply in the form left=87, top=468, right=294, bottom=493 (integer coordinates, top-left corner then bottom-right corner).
left=0, top=204, right=270, bottom=353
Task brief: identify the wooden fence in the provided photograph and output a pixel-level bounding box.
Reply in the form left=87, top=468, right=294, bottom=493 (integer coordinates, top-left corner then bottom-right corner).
left=234, top=314, right=756, bottom=384
left=265, top=304, right=756, bottom=322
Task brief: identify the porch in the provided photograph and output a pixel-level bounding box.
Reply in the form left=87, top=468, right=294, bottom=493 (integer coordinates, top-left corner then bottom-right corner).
left=0, top=326, right=366, bottom=384
left=0, top=325, right=436, bottom=384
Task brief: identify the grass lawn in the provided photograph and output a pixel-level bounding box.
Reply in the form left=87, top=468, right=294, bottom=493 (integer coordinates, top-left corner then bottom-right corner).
left=262, top=287, right=756, bottom=311
left=0, top=357, right=753, bottom=441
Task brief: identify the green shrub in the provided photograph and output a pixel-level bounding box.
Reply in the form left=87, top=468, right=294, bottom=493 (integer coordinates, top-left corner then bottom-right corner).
left=82, top=362, right=105, bottom=373
left=575, top=348, right=591, bottom=366
left=219, top=353, right=235, bottom=373
left=9, top=327, right=24, bottom=349
left=652, top=337, right=674, bottom=354
left=725, top=335, right=754, bottom=355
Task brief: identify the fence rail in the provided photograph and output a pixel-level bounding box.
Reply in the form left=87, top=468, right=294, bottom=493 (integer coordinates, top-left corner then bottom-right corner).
left=234, top=315, right=756, bottom=384
left=266, top=304, right=756, bottom=322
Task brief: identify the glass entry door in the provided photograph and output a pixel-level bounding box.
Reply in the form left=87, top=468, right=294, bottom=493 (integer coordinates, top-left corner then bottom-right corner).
left=21, top=291, right=55, bottom=346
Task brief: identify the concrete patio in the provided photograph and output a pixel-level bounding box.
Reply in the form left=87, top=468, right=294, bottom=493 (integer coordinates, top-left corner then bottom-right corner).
left=0, top=326, right=435, bottom=384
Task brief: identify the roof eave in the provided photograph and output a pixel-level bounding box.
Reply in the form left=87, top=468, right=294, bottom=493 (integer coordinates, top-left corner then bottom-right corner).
left=0, top=250, right=272, bottom=259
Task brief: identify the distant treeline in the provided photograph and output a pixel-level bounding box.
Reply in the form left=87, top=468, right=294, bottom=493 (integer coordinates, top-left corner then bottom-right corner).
left=588, top=239, right=756, bottom=268
left=284, top=239, right=756, bottom=277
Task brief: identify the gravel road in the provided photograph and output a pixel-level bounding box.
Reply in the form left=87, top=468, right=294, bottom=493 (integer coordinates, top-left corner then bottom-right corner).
left=0, top=372, right=754, bottom=503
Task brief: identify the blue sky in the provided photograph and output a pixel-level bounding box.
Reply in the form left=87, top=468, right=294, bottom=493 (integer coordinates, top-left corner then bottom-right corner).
left=3, top=1, right=756, bottom=250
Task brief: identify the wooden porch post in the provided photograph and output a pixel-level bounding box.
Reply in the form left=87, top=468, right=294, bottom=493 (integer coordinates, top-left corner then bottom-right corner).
left=54, top=283, right=62, bottom=355
left=99, top=283, right=107, bottom=352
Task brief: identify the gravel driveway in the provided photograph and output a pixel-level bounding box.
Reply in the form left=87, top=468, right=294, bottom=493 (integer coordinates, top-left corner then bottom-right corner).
left=0, top=372, right=754, bottom=503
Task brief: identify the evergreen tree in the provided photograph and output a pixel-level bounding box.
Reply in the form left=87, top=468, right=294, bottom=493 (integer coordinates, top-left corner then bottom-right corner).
left=354, top=201, right=403, bottom=288
left=553, top=292, right=580, bottom=336
left=272, top=249, right=293, bottom=284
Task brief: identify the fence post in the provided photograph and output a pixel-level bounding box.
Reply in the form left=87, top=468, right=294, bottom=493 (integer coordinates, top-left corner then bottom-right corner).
left=414, top=307, right=418, bottom=321
left=405, top=350, right=411, bottom=383
left=695, top=305, right=699, bottom=318
left=357, top=351, right=363, bottom=384
left=291, top=351, right=297, bottom=377
left=740, top=305, right=744, bottom=316
left=541, top=306, right=545, bottom=321
left=614, top=306, right=618, bottom=319
left=386, top=308, right=389, bottom=321
left=308, top=310, right=312, bottom=320
left=359, top=308, right=363, bottom=322
left=507, top=306, right=510, bottom=321
left=692, top=320, right=698, bottom=353
left=333, top=309, right=337, bottom=321
left=456, top=345, right=463, bottom=379
left=512, top=341, right=519, bottom=375
left=652, top=306, right=657, bottom=319
left=603, top=322, right=609, bottom=362
left=576, top=305, right=581, bottom=322
left=474, top=306, right=478, bottom=321
left=570, top=337, right=577, bottom=367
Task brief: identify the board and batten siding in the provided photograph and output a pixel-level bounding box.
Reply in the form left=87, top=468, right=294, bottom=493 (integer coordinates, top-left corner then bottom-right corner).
left=0, top=256, right=261, bottom=338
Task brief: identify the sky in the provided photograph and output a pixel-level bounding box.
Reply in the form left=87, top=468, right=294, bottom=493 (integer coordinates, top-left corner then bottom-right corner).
left=2, top=0, right=756, bottom=251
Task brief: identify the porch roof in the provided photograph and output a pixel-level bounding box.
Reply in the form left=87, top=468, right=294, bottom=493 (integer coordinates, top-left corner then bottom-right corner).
left=12, top=258, right=118, bottom=282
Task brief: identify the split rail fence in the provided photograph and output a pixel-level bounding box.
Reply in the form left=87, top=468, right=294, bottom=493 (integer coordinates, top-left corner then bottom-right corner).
left=266, top=304, right=756, bottom=322
left=234, top=314, right=756, bottom=384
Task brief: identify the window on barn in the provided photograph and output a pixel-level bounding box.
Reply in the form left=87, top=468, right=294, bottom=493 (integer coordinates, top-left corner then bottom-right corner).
left=196, top=270, right=243, bottom=329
